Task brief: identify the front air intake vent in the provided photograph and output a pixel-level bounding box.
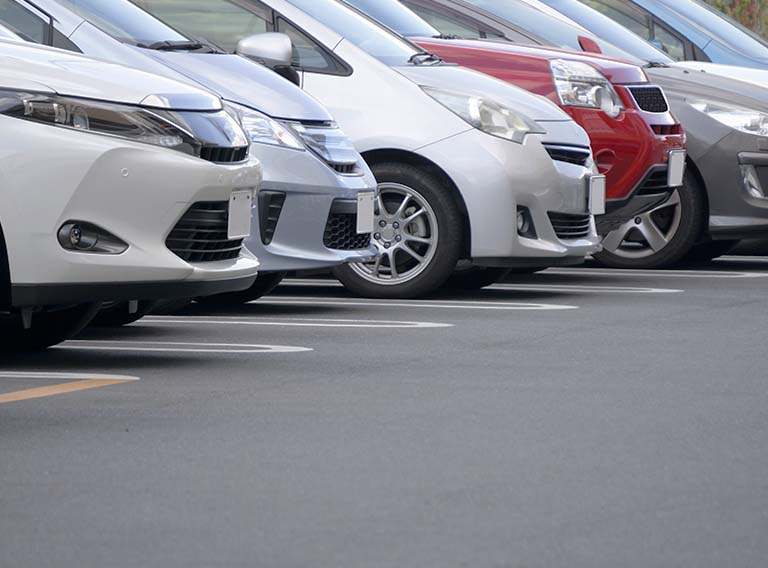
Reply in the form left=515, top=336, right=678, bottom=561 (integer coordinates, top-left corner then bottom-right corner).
left=258, top=191, right=286, bottom=245
left=548, top=212, right=592, bottom=240
left=323, top=199, right=372, bottom=250
left=628, top=86, right=669, bottom=113
left=544, top=145, right=591, bottom=167
left=635, top=167, right=670, bottom=195
left=199, top=145, right=249, bottom=164
left=166, top=202, right=244, bottom=262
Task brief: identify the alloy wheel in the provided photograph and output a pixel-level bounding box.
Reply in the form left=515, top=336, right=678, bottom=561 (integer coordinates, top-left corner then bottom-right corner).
left=349, top=182, right=438, bottom=285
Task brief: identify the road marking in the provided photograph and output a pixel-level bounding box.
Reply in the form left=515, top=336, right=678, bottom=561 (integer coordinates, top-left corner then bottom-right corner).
left=261, top=297, right=578, bottom=311
left=283, top=278, right=680, bottom=293
left=58, top=341, right=313, bottom=354
left=546, top=268, right=768, bottom=278
left=0, top=372, right=139, bottom=404
left=143, top=317, right=453, bottom=329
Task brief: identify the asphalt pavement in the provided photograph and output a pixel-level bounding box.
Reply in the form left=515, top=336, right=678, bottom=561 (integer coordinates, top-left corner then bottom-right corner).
left=1, top=257, right=767, bottom=568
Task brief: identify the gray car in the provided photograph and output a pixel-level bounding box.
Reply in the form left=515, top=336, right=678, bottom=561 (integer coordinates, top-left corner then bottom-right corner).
left=0, top=0, right=378, bottom=305
left=400, top=0, right=768, bottom=263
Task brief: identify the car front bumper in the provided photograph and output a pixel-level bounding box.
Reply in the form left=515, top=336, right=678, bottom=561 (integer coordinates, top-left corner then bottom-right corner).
left=0, top=118, right=261, bottom=307
left=246, top=144, right=379, bottom=272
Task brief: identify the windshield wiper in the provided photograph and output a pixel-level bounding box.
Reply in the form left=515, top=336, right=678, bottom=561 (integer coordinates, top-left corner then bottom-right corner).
left=408, top=51, right=443, bottom=65
left=432, top=33, right=460, bottom=40
left=644, top=61, right=670, bottom=68
left=141, top=40, right=212, bottom=52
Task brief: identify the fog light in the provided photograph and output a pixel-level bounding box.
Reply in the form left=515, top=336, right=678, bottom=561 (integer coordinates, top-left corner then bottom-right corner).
left=57, top=221, right=128, bottom=254
left=741, top=164, right=766, bottom=199
left=517, top=206, right=537, bottom=238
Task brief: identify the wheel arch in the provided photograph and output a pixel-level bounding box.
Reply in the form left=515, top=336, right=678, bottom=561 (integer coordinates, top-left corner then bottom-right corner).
left=685, top=157, right=711, bottom=242
left=361, top=148, right=472, bottom=258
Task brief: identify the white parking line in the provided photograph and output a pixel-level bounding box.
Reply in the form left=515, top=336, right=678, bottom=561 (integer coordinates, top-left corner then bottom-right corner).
left=143, top=317, right=453, bottom=329
left=58, top=341, right=313, bottom=354
left=283, top=278, right=680, bottom=293
left=546, top=268, right=768, bottom=278
left=262, top=297, right=578, bottom=311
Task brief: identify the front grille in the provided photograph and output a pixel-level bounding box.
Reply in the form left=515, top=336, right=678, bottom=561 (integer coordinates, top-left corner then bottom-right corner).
left=635, top=166, right=669, bottom=195
left=199, top=145, right=249, bottom=164
left=548, top=212, right=592, bottom=240
left=629, top=86, right=669, bottom=113
left=652, top=124, right=682, bottom=136
left=330, top=163, right=358, bottom=175
left=258, top=191, right=286, bottom=245
left=323, top=213, right=372, bottom=250
left=166, top=202, right=244, bottom=262
left=544, top=145, right=591, bottom=166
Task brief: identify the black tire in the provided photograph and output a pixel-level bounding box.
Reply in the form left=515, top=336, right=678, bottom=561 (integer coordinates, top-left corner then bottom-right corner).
left=685, top=240, right=739, bottom=263
left=0, top=303, right=101, bottom=352
left=150, top=298, right=194, bottom=315
left=334, top=162, right=464, bottom=299
left=593, top=171, right=705, bottom=269
left=443, top=267, right=510, bottom=290
left=195, top=272, right=287, bottom=306
left=89, top=300, right=159, bottom=327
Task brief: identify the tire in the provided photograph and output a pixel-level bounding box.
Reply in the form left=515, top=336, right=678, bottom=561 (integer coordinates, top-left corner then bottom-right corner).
left=0, top=303, right=101, bottom=352
left=334, top=162, right=463, bottom=299
left=443, top=267, right=510, bottom=290
left=593, top=171, right=705, bottom=269
left=89, top=300, right=159, bottom=327
left=195, top=272, right=287, bottom=306
left=685, top=240, right=739, bottom=263
left=150, top=298, right=194, bottom=315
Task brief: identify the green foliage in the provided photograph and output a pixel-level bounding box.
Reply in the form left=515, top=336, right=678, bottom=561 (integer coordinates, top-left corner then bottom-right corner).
left=704, top=0, right=767, bottom=37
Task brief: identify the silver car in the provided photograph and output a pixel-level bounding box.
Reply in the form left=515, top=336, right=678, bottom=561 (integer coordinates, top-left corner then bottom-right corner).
left=0, top=0, right=378, bottom=305
left=132, top=0, right=605, bottom=298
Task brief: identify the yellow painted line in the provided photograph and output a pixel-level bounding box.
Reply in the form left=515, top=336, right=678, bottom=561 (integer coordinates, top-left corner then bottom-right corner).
left=0, top=372, right=139, bottom=404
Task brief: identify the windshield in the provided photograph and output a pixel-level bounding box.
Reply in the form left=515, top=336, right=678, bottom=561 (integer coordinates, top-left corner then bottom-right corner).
left=670, top=0, right=768, bottom=60
left=285, top=0, right=422, bottom=65
left=538, top=0, right=672, bottom=63
left=342, top=0, right=441, bottom=38
left=0, top=22, right=19, bottom=39
left=459, top=0, right=643, bottom=63
left=57, top=0, right=188, bottom=45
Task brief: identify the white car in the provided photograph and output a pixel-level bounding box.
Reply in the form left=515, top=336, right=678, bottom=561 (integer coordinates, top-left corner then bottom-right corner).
left=135, top=0, right=605, bottom=298
left=0, top=40, right=262, bottom=350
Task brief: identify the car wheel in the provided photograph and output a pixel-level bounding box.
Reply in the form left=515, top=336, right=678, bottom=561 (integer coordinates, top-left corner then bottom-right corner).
left=334, top=162, right=463, bottom=298
left=685, top=240, right=739, bottom=263
left=89, top=300, right=159, bottom=327
left=593, top=172, right=704, bottom=269
left=443, top=267, right=510, bottom=290
left=0, top=303, right=101, bottom=352
left=195, top=272, right=287, bottom=306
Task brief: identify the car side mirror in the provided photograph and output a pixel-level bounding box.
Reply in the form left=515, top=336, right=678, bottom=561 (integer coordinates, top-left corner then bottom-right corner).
left=578, top=35, right=603, bottom=54
left=236, top=32, right=293, bottom=69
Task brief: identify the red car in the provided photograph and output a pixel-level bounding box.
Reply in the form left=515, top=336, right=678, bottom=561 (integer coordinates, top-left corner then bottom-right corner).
left=344, top=0, right=690, bottom=269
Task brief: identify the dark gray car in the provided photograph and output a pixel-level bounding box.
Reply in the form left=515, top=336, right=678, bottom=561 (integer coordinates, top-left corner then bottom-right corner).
left=399, top=0, right=768, bottom=263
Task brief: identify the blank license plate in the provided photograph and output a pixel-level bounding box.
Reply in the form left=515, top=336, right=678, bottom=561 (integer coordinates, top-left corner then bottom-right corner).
left=357, top=191, right=375, bottom=234
left=228, top=190, right=253, bottom=239
left=667, top=149, right=686, bottom=187
left=588, top=175, right=606, bottom=216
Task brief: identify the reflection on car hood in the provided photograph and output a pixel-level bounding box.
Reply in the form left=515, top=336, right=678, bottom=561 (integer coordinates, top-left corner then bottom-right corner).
left=0, top=40, right=221, bottom=110
left=142, top=50, right=332, bottom=121
left=395, top=63, right=572, bottom=122
left=673, top=61, right=768, bottom=92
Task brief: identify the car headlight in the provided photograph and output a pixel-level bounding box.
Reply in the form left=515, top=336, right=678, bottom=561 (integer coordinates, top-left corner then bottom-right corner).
left=689, top=99, right=768, bottom=136
left=422, top=86, right=545, bottom=144
left=287, top=122, right=361, bottom=173
left=550, top=59, right=623, bottom=118
left=225, top=101, right=304, bottom=150
left=0, top=89, right=207, bottom=155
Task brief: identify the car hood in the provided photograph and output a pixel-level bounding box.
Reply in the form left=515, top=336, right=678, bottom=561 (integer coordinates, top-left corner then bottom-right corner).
left=0, top=40, right=221, bottom=110
left=647, top=64, right=768, bottom=112
left=673, top=61, right=768, bottom=91
left=414, top=37, right=648, bottom=85
left=141, top=50, right=332, bottom=122
left=395, top=63, right=571, bottom=122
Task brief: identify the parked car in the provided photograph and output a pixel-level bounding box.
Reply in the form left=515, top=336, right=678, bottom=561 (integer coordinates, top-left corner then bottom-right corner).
left=131, top=0, right=604, bottom=296
left=399, top=0, right=768, bottom=262
left=0, top=39, right=261, bottom=350
left=344, top=0, right=691, bottom=270
left=577, top=0, right=768, bottom=69
left=1, top=0, right=378, bottom=308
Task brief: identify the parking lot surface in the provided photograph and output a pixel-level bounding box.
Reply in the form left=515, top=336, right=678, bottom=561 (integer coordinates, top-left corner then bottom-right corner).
left=2, top=258, right=767, bottom=568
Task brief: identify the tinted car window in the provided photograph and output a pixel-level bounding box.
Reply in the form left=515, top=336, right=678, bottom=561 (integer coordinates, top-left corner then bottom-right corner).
left=343, top=0, right=440, bottom=38
left=583, top=0, right=651, bottom=39
left=285, top=0, right=419, bottom=65
left=133, top=0, right=272, bottom=51
left=0, top=0, right=81, bottom=50
left=402, top=1, right=507, bottom=40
